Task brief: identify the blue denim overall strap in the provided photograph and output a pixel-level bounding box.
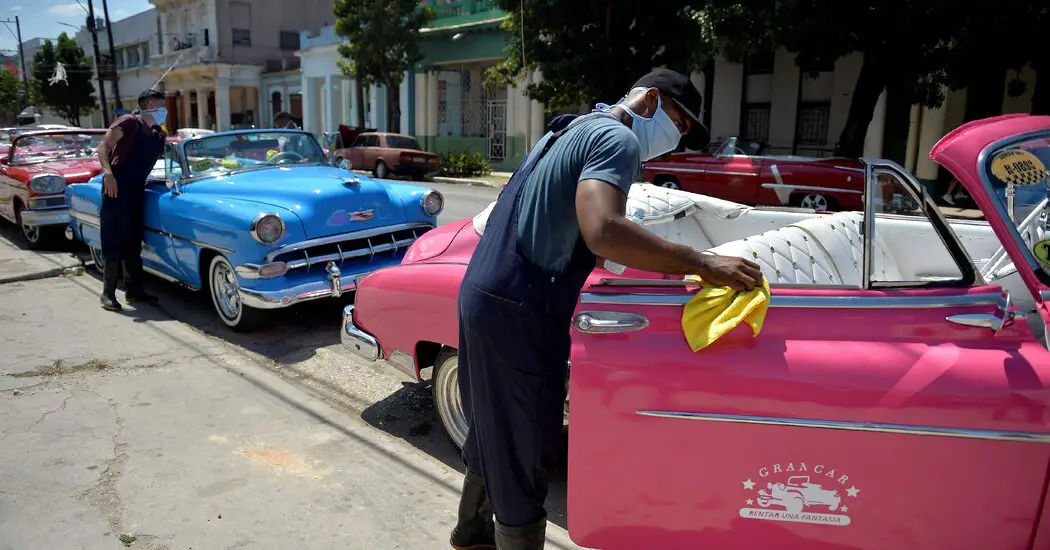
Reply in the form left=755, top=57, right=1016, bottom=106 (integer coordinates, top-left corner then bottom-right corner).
left=457, top=111, right=616, bottom=527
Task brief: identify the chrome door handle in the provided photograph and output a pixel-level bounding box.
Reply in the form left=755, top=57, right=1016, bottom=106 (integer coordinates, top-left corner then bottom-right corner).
left=946, top=292, right=1013, bottom=334
left=573, top=311, right=650, bottom=334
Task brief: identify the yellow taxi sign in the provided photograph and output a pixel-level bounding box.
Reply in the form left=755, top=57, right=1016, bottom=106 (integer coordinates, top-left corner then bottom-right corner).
left=1033, top=238, right=1050, bottom=266
left=991, top=149, right=1048, bottom=186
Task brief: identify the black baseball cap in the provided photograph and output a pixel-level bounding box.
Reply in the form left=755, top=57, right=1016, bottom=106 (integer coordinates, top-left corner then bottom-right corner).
left=632, top=69, right=710, bottom=150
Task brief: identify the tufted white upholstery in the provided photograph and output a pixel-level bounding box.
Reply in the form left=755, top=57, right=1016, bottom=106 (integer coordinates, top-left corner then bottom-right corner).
left=708, top=211, right=903, bottom=286
left=706, top=225, right=844, bottom=285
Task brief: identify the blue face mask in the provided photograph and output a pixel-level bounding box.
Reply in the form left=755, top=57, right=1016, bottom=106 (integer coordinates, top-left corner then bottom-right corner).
left=141, top=107, right=168, bottom=126
left=596, top=94, right=681, bottom=161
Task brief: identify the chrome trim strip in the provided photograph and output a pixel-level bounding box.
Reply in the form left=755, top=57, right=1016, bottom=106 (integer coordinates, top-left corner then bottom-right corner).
left=239, top=275, right=366, bottom=309
left=142, top=265, right=181, bottom=284
left=264, top=222, right=434, bottom=263
left=635, top=410, right=1050, bottom=444
left=284, top=237, right=417, bottom=270
left=340, top=305, right=380, bottom=362
left=579, top=291, right=1002, bottom=309
left=760, top=183, right=863, bottom=195
left=69, top=210, right=234, bottom=253
left=705, top=169, right=760, bottom=177
left=862, top=162, right=876, bottom=289
left=651, top=166, right=707, bottom=175
left=70, top=210, right=100, bottom=227
left=19, top=208, right=70, bottom=226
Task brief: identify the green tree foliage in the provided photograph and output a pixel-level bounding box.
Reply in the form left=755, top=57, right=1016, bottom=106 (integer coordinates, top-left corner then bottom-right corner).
left=333, top=0, right=433, bottom=132
left=30, top=33, right=97, bottom=127
left=486, top=2, right=710, bottom=113
left=0, top=69, right=24, bottom=124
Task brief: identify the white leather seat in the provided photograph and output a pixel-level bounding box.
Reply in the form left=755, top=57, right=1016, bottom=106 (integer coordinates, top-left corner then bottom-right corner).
left=708, top=211, right=904, bottom=286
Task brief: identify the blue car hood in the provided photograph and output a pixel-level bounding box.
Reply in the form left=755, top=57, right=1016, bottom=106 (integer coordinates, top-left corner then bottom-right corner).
left=184, top=165, right=408, bottom=238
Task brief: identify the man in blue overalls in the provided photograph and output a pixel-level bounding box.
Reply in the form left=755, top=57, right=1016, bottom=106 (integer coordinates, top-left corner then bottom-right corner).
left=449, top=69, right=764, bottom=549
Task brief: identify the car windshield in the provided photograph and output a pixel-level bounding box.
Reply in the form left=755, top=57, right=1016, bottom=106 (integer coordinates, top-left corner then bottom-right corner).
left=386, top=135, right=421, bottom=150
left=181, top=131, right=326, bottom=177
left=9, top=133, right=102, bottom=165
left=981, top=133, right=1050, bottom=274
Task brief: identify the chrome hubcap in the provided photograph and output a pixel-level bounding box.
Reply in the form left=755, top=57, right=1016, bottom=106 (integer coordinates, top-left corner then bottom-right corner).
left=89, top=247, right=105, bottom=274
left=801, top=194, right=829, bottom=210
left=212, top=262, right=241, bottom=320
left=435, top=358, right=468, bottom=449
left=660, top=181, right=679, bottom=189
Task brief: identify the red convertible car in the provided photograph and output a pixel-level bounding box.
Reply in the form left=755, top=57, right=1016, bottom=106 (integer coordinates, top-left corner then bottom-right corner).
left=0, top=129, right=105, bottom=248
left=643, top=136, right=865, bottom=211
left=344, top=114, right=1050, bottom=549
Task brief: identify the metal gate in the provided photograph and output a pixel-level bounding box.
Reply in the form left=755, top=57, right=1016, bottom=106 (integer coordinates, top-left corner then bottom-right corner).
left=487, top=100, right=507, bottom=162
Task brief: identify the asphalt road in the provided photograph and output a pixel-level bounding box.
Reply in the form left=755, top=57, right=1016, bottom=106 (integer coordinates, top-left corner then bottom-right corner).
left=0, top=182, right=580, bottom=547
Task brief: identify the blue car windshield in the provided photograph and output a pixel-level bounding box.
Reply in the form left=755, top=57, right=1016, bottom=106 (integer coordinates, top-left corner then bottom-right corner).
left=181, top=131, right=326, bottom=177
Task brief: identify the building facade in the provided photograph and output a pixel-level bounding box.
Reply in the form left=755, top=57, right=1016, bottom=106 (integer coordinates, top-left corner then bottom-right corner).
left=76, top=10, right=159, bottom=128
left=144, top=0, right=335, bottom=132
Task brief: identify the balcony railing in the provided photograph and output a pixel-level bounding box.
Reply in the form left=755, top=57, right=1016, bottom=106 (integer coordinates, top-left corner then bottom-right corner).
left=419, top=0, right=506, bottom=29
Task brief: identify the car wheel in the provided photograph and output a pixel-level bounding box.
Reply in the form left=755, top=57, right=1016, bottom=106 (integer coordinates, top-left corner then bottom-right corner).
left=374, top=160, right=389, bottom=179
left=433, top=348, right=468, bottom=450
left=207, top=254, right=263, bottom=332
left=794, top=193, right=835, bottom=211
left=655, top=176, right=681, bottom=190
left=89, top=246, right=105, bottom=275
left=14, top=204, right=48, bottom=250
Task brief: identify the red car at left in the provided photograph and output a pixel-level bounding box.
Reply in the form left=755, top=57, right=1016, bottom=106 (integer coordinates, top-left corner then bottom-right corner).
left=0, top=129, right=105, bottom=248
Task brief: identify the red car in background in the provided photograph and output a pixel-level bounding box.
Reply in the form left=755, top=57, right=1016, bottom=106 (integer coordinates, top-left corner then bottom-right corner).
left=0, top=129, right=104, bottom=248
left=643, top=136, right=865, bottom=211
left=333, top=131, right=439, bottom=180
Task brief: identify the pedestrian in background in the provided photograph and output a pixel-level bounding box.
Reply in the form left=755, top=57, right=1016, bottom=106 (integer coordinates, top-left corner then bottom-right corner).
left=95, top=89, right=168, bottom=311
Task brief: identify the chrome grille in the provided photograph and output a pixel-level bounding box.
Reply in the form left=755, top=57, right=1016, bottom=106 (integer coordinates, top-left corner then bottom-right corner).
left=271, top=223, right=433, bottom=271
left=28, top=195, right=66, bottom=210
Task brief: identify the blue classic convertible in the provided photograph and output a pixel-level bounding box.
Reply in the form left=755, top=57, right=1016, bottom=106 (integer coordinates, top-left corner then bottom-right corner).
left=65, top=129, right=443, bottom=331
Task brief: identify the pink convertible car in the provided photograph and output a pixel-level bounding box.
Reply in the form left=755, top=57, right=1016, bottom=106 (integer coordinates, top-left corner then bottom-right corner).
left=342, top=114, right=1050, bottom=549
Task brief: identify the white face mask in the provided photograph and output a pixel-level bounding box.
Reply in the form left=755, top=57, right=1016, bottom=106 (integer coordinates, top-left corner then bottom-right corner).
left=617, top=96, right=681, bottom=161
left=141, top=107, right=167, bottom=126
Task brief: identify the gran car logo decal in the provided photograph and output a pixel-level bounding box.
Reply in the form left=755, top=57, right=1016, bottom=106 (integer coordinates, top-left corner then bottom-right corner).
left=740, top=462, right=859, bottom=527
left=1034, top=238, right=1050, bottom=266
left=350, top=209, right=375, bottom=222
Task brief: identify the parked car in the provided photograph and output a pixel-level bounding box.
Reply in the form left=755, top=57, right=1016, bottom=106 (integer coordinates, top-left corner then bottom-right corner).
left=333, top=131, right=439, bottom=180
left=642, top=136, right=865, bottom=211
left=65, top=128, right=444, bottom=331
left=342, top=114, right=1050, bottom=549
left=0, top=129, right=104, bottom=248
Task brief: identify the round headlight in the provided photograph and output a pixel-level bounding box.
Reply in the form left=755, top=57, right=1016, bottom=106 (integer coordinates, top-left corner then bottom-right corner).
left=251, top=214, right=285, bottom=244
left=30, top=175, right=67, bottom=195
left=421, top=190, right=444, bottom=217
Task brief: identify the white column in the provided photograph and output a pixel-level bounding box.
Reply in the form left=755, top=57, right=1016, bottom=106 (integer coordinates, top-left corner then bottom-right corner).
left=215, top=80, right=231, bottom=132
left=196, top=88, right=208, bottom=130
left=710, top=57, right=743, bottom=141
left=863, top=88, right=888, bottom=159
left=529, top=70, right=544, bottom=148
left=415, top=72, right=428, bottom=136
left=341, top=79, right=350, bottom=126
left=904, top=104, right=922, bottom=173
left=915, top=96, right=948, bottom=182
left=160, top=13, right=169, bottom=53
left=768, top=48, right=800, bottom=149
left=302, top=77, right=315, bottom=135
left=181, top=91, right=192, bottom=128
left=280, top=86, right=289, bottom=113
left=323, top=75, right=337, bottom=134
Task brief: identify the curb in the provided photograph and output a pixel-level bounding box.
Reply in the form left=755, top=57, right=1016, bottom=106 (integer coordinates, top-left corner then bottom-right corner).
left=0, top=266, right=71, bottom=285
left=431, top=176, right=505, bottom=188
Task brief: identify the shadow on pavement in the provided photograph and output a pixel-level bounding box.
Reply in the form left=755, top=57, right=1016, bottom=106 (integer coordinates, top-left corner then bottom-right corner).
left=360, top=383, right=573, bottom=531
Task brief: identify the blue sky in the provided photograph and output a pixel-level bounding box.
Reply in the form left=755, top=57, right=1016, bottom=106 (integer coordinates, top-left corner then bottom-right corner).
left=1, top=0, right=153, bottom=54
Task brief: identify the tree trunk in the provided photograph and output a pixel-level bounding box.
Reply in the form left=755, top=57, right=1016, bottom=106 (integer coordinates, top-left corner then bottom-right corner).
left=834, top=55, right=888, bottom=158
left=386, top=81, right=400, bottom=133
left=355, top=80, right=366, bottom=128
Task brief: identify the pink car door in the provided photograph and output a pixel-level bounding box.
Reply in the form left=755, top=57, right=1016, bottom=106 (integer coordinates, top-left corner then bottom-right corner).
left=566, top=161, right=1050, bottom=550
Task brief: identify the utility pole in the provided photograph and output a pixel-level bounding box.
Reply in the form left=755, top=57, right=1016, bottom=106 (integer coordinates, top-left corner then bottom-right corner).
left=85, top=3, right=110, bottom=126
left=100, top=0, right=121, bottom=108
left=0, top=17, right=31, bottom=107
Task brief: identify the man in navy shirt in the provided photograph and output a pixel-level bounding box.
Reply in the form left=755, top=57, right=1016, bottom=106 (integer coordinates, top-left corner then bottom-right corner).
left=450, top=69, right=762, bottom=549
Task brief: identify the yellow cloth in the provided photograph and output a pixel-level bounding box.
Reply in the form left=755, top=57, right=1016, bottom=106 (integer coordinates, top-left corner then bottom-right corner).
left=681, top=276, right=771, bottom=351
left=220, top=157, right=243, bottom=169
left=266, top=149, right=279, bottom=160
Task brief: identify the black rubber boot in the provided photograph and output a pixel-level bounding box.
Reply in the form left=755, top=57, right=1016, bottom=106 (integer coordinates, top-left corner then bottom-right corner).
left=100, top=259, right=122, bottom=312
left=123, top=257, right=158, bottom=305
left=495, top=516, right=546, bottom=550
left=449, top=470, right=496, bottom=550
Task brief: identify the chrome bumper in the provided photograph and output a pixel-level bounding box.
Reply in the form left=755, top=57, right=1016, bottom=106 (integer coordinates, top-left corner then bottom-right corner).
left=341, top=305, right=380, bottom=362
left=238, top=262, right=368, bottom=309
left=20, top=208, right=70, bottom=226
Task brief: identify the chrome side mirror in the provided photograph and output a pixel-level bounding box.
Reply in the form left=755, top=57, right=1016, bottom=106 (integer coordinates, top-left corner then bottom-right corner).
left=946, top=291, right=1014, bottom=334
left=166, top=177, right=182, bottom=195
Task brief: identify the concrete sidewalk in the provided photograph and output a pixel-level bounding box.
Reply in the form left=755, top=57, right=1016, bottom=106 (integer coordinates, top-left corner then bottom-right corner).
left=0, top=274, right=582, bottom=549
left=0, top=231, right=82, bottom=284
